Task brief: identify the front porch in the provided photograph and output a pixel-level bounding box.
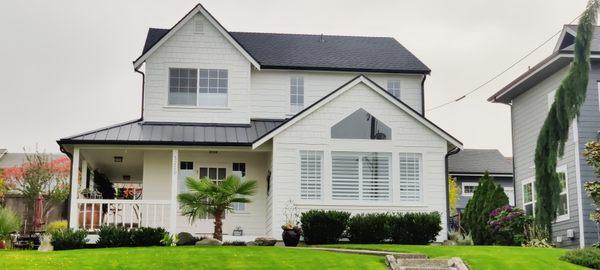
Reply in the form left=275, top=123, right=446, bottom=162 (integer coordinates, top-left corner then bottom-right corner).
left=66, top=146, right=271, bottom=240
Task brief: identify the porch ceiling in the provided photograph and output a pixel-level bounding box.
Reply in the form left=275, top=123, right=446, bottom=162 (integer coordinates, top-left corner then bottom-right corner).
left=81, top=149, right=143, bottom=183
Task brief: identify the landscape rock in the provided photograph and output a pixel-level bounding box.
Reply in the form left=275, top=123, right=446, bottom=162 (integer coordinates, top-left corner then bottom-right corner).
left=254, top=237, right=277, bottom=246
left=195, top=238, right=222, bottom=246
left=246, top=241, right=257, bottom=246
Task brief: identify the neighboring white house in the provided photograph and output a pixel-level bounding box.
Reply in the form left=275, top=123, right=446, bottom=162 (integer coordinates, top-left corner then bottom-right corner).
left=58, top=4, right=462, bottom=241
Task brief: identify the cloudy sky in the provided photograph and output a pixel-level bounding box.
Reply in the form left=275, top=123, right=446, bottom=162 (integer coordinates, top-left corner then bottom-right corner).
left=0, top=0, right=589, bottom=156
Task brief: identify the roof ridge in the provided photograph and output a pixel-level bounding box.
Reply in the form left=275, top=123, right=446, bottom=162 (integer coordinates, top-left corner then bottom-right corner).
left=230, top=31, right=395, bottom=39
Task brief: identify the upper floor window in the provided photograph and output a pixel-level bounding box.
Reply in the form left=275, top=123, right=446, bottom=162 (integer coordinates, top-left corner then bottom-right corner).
left=331, top=109, right=391, bottom=140
left=168, top=68, right=228, bottom=107
left=387, top=80, right=401, bottom=99
left=290, top=76, right=304, bottom=114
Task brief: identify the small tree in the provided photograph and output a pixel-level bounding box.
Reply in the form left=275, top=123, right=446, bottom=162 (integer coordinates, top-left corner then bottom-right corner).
left=448, top=176, right=460, bottom=215
left=463, top=171, right=509, bottom=245
left=1, top=152, right=70, bottom=227
left=177, top=175, right=257, bottom=241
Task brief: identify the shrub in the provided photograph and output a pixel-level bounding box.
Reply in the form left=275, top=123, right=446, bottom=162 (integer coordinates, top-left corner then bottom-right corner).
left=161, top=233, right=177, bottom=246
left=347, top=213, right=389, bottom=243
left=561, top=248, right=600, bottom=269
left=222, top=241, right=247, bottom=246
left=522, top=224, right=553, bottom=248
left=389, top=212, right=442, bottom=244
left=488, top=205, right=532, bottom=246
left=448, top=229, right=473, bottom=246
left=96, top=226, right=132, bottom=247
left=50, top=228, right=88, bottom=250
left=462, top=172, right=509, bottom=245
left=131, top=227, right=166, bottom=246
left=46, top=220, right=68, bottom=234
left=0, top=207, right=21, bottom=241
left=176, top=232, right=200, bottom=246
left=300, top=210, right=350, bottom=244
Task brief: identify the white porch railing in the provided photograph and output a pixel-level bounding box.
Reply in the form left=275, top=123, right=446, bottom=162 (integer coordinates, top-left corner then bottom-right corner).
left=76, top=199, right=171, bottom=231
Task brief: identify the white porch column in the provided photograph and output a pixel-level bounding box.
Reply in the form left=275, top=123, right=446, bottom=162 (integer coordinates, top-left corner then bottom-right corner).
left=169, top=149, right=179, bottom=234
left=69, top=148, right=80, bottom=229
left=81, top=160, right=88, bottom=190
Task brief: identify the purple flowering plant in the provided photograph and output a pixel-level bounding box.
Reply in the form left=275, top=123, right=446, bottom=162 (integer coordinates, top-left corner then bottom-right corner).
left=488, top=205, right=532, bottom=245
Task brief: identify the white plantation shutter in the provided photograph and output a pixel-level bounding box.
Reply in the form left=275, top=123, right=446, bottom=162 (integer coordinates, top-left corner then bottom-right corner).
left=362, top=153, right=391, bottom=201
left=332, top=152, right=360, bottom=200
left=332, top=152, right=391, bottom=201
left=399, top=153, right=422, bottom=201
left=300, top=151, right=323, bottom=199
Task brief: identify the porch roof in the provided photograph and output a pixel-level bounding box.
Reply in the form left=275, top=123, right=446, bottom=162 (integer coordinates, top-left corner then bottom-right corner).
left=58, top=119, right=284, bottom=146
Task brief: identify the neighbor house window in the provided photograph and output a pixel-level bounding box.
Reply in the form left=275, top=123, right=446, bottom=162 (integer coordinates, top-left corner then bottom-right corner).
left=232, top=163, right=246, bottom=211
left=399, top=153, right=422, bottom=201
left=169, top=68, right=197, bottom=106
left=522, top=180, right=535, bottom=216
left=387, top=80, right=401, bottom=99
left=556, top=166, right=569, bottom=222
left=168, top=68, right=228, bottom=107
left=300, top=151, right=323, bottom=200
left=331, top=152, right=391, bottom=201
left=331, top=109, right=391, bottom=140
left=461, top=182, right=478, bottom=197
left=199, top=69, right=228, bottom=107
left=290, top=76, right=304, bottom=114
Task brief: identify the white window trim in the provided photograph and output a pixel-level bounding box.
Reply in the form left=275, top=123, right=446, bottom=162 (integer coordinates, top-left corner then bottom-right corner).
left=166, top=67, right=230, bottom=108
left=597, top=81, right=600, bottom=112
left=556, top=165, right=570, bottom=222
left=522, top=178, right=535, bottom=216
left=461, top=182, right=478, bottom=197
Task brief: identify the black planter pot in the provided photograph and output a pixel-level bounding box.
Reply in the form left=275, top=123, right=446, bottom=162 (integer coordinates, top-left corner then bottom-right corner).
left=282, top=229, right=301, bottom=247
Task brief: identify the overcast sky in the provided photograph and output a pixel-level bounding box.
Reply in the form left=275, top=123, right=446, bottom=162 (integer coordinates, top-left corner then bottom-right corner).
left=0, top=0, right=589, bottom=156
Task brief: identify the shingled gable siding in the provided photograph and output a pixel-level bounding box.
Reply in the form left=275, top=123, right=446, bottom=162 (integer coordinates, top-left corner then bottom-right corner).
left=511, top=65, right=580, bottom=248
left=250, top=70, right=423, bottom=118
left=578, top=62, right=600, bottom=246
left=270, top=82, right=447, bottom=241
left=144, top=13, right=252, bottom=124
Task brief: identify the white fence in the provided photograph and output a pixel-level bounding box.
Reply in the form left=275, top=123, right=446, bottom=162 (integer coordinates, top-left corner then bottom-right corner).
left=76, top=199, right=171, bottom=231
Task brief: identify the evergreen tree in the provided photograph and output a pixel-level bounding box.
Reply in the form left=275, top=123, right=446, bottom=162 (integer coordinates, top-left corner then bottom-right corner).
left=534, top=0, right=599, bottom=233
left=463, top=172, right=509, bottom=245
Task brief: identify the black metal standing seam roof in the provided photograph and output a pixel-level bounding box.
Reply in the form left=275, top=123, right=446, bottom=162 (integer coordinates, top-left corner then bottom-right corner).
left=448, top=149, right=513, bottom=175
left=58, top=119, right=285, bottom=146
left=142, top=28, right=430, bottom=74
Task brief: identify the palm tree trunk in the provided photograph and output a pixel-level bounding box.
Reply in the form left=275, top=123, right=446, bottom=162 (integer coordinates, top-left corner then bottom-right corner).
left=213, top=210, right=223, bottom=241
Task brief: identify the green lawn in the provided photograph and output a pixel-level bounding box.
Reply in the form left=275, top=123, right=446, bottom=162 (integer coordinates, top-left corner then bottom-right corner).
left=324, top=244, right=587, bottom=270
left=0, top=246, right=386, bottom=270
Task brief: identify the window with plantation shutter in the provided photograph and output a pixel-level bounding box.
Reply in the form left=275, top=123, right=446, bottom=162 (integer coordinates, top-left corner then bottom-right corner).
left=300, top=151, right=322, bottom=200
left=399, top=153, right=422, bottom=201
left=332, top=152, right=391, bottom=201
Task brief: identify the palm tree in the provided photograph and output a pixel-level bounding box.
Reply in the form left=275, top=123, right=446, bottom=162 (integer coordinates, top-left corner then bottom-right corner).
left=177, top=175, right=257, bottom=241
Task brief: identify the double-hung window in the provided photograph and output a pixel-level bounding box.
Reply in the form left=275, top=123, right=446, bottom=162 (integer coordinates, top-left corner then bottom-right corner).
left=522, top=180, right=535, bottom=216
left=461, top=182, right=478, bottom=197
left=399, top=153, right=422, bottom=202
left=168, top=68, right=228, bottom=107
left=331, top=152, right=391, bottom=201
left=290, top=76, right=304, bottom=114
left=556, top=166, right=569, bottom=221
left=387, top=80, right=401, bottom=99
left=300, top=151, right=323, bottom=200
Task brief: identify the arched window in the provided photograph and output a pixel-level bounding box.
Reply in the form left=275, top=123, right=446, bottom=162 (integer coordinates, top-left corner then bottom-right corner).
left=331, top=109, right=391, bottom=140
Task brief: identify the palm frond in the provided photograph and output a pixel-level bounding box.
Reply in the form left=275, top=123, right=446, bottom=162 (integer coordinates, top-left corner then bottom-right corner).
left=236, top=180, right=258, bottom=196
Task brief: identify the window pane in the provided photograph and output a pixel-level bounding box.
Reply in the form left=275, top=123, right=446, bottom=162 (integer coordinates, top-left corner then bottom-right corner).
left=218, top=168, right=226, bottom=180
left=399, top=153, right=421, bottom=201
left=557, top=172, right=567, bottom=192
left=199, top=168, right=208, bottom=179
left=332, top=153, right=360, bottom=200
left=557, top=194, right=568, bottom=216
left=290, top=76, right=304, bottom=114
left=387, top=80, right=401, bottom=98
left=209, top=168, right=217, bottom=180
left=168, top=68, right=197, bottom=106
left=300, top=151, right=323, bottom=200
left=199, top=69, right=228, bottom=107
left=362, top=153, right=391, bottom=201
left=331, top=109, right=391, bottom=140
left=523, top=183, right=533, bottom=203
left=524, top=204, right=534, bottom=215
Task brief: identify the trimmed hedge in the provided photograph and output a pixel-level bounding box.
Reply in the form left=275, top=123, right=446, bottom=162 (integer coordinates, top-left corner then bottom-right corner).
left=560, top=248, right=600, bottom=269
left=97, top=226, right=132, bottom=247
left=300, top=210, right=350, bottom=244
left=389, top=212, right=442, bottom=244
left=131, top=227, right=166, bottom=246
left=50, top=228, right=88, bottom=250
left=347, top=213, right=389, bottom=243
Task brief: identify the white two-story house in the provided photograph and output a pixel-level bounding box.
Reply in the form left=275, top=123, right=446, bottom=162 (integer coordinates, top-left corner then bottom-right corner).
left=58, top=4, right=462, bottom=241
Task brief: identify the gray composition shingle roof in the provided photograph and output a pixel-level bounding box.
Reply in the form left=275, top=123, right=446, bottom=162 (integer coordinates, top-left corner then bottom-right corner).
left=448, top=149, right=513, bottom=174
left=58, top=119, right=285, bottom=146
left=142, top=28, right=430, bottom=74
left=561, top=25, right=600, bottom=53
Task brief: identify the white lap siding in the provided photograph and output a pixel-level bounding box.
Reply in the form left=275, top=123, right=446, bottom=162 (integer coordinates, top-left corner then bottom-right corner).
left=270, top=82, right=448, bottom=241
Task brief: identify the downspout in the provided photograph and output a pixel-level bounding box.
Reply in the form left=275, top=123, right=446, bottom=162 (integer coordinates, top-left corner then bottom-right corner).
left=134, top=66, right=145, bottom=121
left=445, top=146, right=461, bottom=234
left=510, top=104, right=517, bottom=206
left=421, top=74, right=426, bottom=116
left=59, top=145, right=74, bottom=222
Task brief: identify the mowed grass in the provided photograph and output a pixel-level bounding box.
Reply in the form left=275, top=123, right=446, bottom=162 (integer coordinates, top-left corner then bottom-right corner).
left=323, top=244, right=587, bottom=270
left=0, top=246, right=386, bottom=270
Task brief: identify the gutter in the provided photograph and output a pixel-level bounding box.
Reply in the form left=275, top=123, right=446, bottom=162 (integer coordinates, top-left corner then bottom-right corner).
left=421, top=74, right=426, bottom=116
left=445, top=146, right=461, bottom=234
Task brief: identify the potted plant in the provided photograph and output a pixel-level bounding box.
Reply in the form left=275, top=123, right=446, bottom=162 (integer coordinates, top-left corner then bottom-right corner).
left=281, top=200, right=302, bottom=246
left=0, top=207, right=22, bottom=249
